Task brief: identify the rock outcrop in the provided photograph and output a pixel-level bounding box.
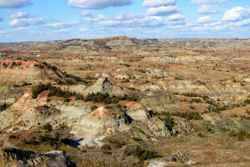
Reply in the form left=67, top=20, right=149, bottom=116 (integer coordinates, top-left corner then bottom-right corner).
left=0, top=59, right=84, bottom=85
left=0, top=148, right=74, bottom=167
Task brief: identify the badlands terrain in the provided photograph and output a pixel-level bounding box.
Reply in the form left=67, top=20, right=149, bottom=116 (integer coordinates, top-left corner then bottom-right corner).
left=0, top=36, right=250, bottom=166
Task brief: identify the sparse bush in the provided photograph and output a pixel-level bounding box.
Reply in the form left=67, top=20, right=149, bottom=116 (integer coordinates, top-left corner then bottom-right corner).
left=85, top=93, right=140, bottom=104
left=229, top=130, right=250, bottom=141
left=161, top=113, right=175, bottom=132
left=140, top=150, right=158, bottom=160
left=208, top=104, right=229, bottom=113
left=0, top=104, right=8, bottom=112
left=182, top=92, right=199, bottom=97
left=190, top=98, right=203, bottom=103
left=208, top=105, right=220, bottom=113
left=85, top=93, right=114, bottom=104
left=122, top=144, right=158, bottom=160
left=244, top=98, right=250, bottom=105
left=42, top=123, right=53, bottom=131
left=31, top=83, right=51, bottom=98
left=32, top=83, right=83, bottom=100
left=0, top=52, right=7, bottom=58
left=104, top=133, right=131, bottom=149
left=120, top=94, right=140, bottom=102
left=175, top=76, right=184, bottom=80
left=77, top=158, right=122, bottom=167
left=197, top=132, right=206, bottom=138
left=174, top=112, right=203, bottom=120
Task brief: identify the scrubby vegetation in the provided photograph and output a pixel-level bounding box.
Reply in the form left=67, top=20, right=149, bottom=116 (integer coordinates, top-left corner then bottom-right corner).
left=121, top=144, right=158, bottom=160
left=0, top=52, right=7, bottom=59
left=0, top=104, right=8, bottom=112
left=173, top=112, right=203, bottom=120
left=161, top=113, right=175, bottom=132
left=229, top=130, right=250, bottom=141
left=31, top=83, right=83, bottom=100
left=85, top=93, right=115, bottom=104
left=243, top=97, right=250, bottom=105
left=207, top=104, right=229, bottom=113
left=85, top=93, right=140, bottom=104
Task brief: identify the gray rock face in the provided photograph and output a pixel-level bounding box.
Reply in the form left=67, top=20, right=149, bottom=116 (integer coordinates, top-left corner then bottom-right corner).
left=0, top=148, right=73, bottom=167
left=84, top=77, right=113, bottom=96
left=83, top=77, right=129, bottom=98
left=0, top=89, right=129, bottom=148
left=129, top=117, right=193, bottom=141
left=0, top=91, right=91, bottom=133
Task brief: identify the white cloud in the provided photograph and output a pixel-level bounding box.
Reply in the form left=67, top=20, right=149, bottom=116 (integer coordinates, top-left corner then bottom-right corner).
left=222, top=6, right=250, bottom=29
left=69, top=0, right=132, bottom=9
left=79, top=0, right=186, bottom=29
left=46, top=21, right=79, bottom=29
left=193, top=0, right=227, bottom=5
left=81, top=12, right=165, bottom=28
left=147, top=5, right=178, bottom=16
left=144, top=0, right=184, bottom=20
left=197, top=4, right=216, bottom=14
left=0, top=29, right=7, bottom=35
left=222, top=7, right=250, bottom=22
left=9, top=12, right=44, bottom=28
left=192, top=0, right=228, bottom=14
left=3, top=0, right=247, bottom=39
left=79, top=27, right=87, bottom=32
left=197, top=16, right=212, bottom=24
left=0, top=27, right=28, bottom=36
left=0, top=0, right=31, bottom=8
left=234, top=18, right=250, bottom=27
left=167, top=13, right=185, bottom=22
left=10, top=19, right=29, bottom=27
left=143, top=0, right=175, bottom=7
left=10, top=11, right=29, bottom=19
left=143, top=0, right=186, bottom=27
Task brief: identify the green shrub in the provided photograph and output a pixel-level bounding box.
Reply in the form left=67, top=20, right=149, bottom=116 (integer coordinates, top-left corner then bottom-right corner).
left=174, top=112, right=203, bottom=120
left=229, top=130, right=250, bottom=141
left=85, top=93, right=114, bottom=104
left=208, top=105, right=220, bottom=113
left=244, top=98, right=250, bottom=105
left=0, top=85, right=8, bottom=93
left=120, top=94, right=140, bottom=101
left=32, top=83, right=50, bottom=98
left=208, top=104, right=230, bottom=113
left=162, top=113, right=175, bottom=132
left=32, top=83, right=83, bottom=100
left=0, top=52, right=7, bottom=58
left=85, top=93, right=140, bottom=104
left=122, top=144, right=158, bottom=160
left=182, top=93, right=199, bottom=97
left=197, top=132, right=206, bottom=138
left=190, top=98, right=203, bottom=103
left=0, top=104, right=8, bottom=112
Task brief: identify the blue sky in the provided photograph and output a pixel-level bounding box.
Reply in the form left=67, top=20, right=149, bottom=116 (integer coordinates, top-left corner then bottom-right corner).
left=0, top=0, right=249, bottom=42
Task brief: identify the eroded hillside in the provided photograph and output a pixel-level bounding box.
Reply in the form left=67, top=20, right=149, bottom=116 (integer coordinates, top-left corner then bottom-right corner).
left=0, top=37, right=250, bottom=167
